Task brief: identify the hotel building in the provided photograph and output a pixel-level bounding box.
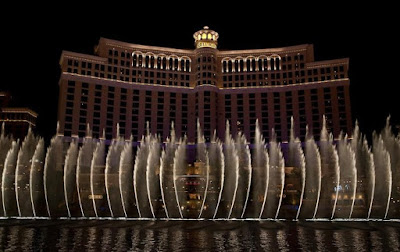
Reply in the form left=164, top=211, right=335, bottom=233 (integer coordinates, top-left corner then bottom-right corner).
left=57, top=26, right=352, bottom=143
left=0, top=92, right=38, bottom=140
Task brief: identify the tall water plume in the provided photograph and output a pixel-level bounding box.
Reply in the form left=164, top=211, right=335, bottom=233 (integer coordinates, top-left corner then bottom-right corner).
left=216, top=121, right=239, bottom=219
left=133, top=128, right=153, bottom=218
left=15, top=127, right=39, bottom=217
left=2, top=139, right=19, bottom=216
left=371, top=132, right=392, bottom=219
left=246, top=120, right=269, bottom=219
left=105, top=132, right=125, bottom=217
left=336, top=133, right=357, bottom=218
left=160, top=122, right=179, bottom=218
left=29, top=139, right=45, bottom=217
left=318, top=116, right=340, bottom=219
left=380, top=117, right=400, bottom=218
left=44, top=133, right=68, bottom=218
left=119, top=136, right=137, bottom=217
left=0, top=123, right=12, bottom=216
left=264, top=130, right=285, bottom=219
left=173, top=136, right=187, bottom=218
left=76, top=125, right=97, bottom=217
left=63, top=140, right=79, bottom=217
left=351, top=122, right=375, bottom=219
left=287, top=118, right=305, bottom=220
left=146, top=133, right=162, bottom=218
left=90, top=138, right=108, bottom=217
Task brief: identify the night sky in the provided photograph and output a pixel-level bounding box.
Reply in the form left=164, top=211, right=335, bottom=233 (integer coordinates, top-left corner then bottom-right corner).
left=3, top=4, right=399, bottom=143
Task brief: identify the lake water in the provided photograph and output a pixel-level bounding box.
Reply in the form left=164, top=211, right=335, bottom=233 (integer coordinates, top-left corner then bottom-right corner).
left=0, top=219, right=399, bottom=251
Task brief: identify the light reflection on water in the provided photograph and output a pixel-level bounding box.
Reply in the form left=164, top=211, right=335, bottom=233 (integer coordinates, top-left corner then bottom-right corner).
left=0, top=220, right=399, bottom=251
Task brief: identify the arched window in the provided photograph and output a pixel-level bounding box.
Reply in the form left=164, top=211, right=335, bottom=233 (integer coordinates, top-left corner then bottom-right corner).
left=222, top=61, right=227, bottom=73
left=145, top=56, right=150, bottom=68
left=156, top=56, right=161, bottom=69
left=132, top=53, right=137, bottom=67
left=138, top=55, right=143, bottom=67
left=174, top=58, right=179, bottom=71
left=276, top=58, right=280, bottom=70
left=150, top=56, right=155, bottom=68
left=235, top=60, right=239, bottom=72
left=162, top=57, right=167, bottom=70
left=239, top=60, right=244, bottom=72
left=246, top=60, right=251, bottom=72
left=264, top=58, right=269, bottom=71
left=168, top=58, right=173, bottom=70
left=186, top=60, right=191, bottom=72
left=228, top=60, right=233, bottom=72
left=270, top=58, right=275, bottom=70
left=258, top=59, right=263, bottom=71
left=180, top=59, right=185, bottom=71
left=251, top=60, right=256, bottom=72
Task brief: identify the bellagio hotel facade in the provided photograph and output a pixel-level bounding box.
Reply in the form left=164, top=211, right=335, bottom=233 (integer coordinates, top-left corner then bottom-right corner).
left=57, top=26, right=352, bottom=143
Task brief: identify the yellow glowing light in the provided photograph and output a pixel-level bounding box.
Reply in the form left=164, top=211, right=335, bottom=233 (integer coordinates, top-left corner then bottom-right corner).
left=202, top=33, right=206, bottom=39
left=196, top=42, right=217, bottom=49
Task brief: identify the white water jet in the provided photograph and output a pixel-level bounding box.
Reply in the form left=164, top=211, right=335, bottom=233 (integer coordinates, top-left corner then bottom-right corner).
left=160, top=122, right=178, bottom=219
left=63, top=141, right=78, bottom=217
left=337, top=133, right=357, bottom=219
left=90, top=139, right=106, bottom=218
left=198, top=153, right=210, bottom=219
left=2, top=140, right=19, bottom=216
left=29, top=139, right=45, bottom=217
left=351, top=122, right=375, bottom=219
left=238, top=133, right=252, bottom=219
left=15, top=127, right=38, bottom=217
left=0, top=123, right=12, bottom=216
left=212, top=135, right=224, bottom=219
left=372, top=133, right=392, bottom=219
left=133, top=135, right=148, bottom=218
left=146, top=134, right=161, bottom=218
left=119, top=136, right=134, bottom=218
left=44, top=134, right=67, bottom=218
left=197, top=121, right=209, bottom=218
left=268, top=130, right=285, bottom=220
left=223, top=121, right=239, bottom=219
left=293, top=139, right=305, bottom=221
left=76, top=125, right=96, bottom=217
left=381, top=116, right=400, bottom=218
left=253, top=120, right=269, bottom=219
left=330, top=147, right=340, bottom=220
left=105, top=133, right=125, bottom=217
left=173, top=137, right=187, bottom=219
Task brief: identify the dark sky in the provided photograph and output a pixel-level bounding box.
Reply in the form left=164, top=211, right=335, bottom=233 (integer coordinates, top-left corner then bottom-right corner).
left=3, top=4, right=399, bottom=142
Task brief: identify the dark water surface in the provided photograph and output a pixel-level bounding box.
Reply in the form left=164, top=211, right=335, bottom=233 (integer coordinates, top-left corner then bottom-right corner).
left=0, top=219, right=399, bottom=251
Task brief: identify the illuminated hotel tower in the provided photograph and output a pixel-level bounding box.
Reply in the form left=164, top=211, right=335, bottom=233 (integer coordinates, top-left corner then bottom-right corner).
left=57, top=26, right=352, bottom=143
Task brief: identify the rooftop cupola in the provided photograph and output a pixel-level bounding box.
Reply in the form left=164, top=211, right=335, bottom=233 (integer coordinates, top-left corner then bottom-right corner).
left=193, top=26, right=219, bottom=49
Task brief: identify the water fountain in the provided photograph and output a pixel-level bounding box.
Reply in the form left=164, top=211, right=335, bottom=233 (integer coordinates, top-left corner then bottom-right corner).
left=0, top=116, right=399, bottom=220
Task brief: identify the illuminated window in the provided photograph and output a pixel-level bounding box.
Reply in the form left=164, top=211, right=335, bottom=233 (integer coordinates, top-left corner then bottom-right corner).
left=207, top=33, right=212, bottom=39
left=202, top=33, right=206, bottom=39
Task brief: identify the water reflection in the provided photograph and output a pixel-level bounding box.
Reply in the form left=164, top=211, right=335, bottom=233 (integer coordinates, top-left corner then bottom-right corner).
left=0, top=220, right=398, bottom=251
